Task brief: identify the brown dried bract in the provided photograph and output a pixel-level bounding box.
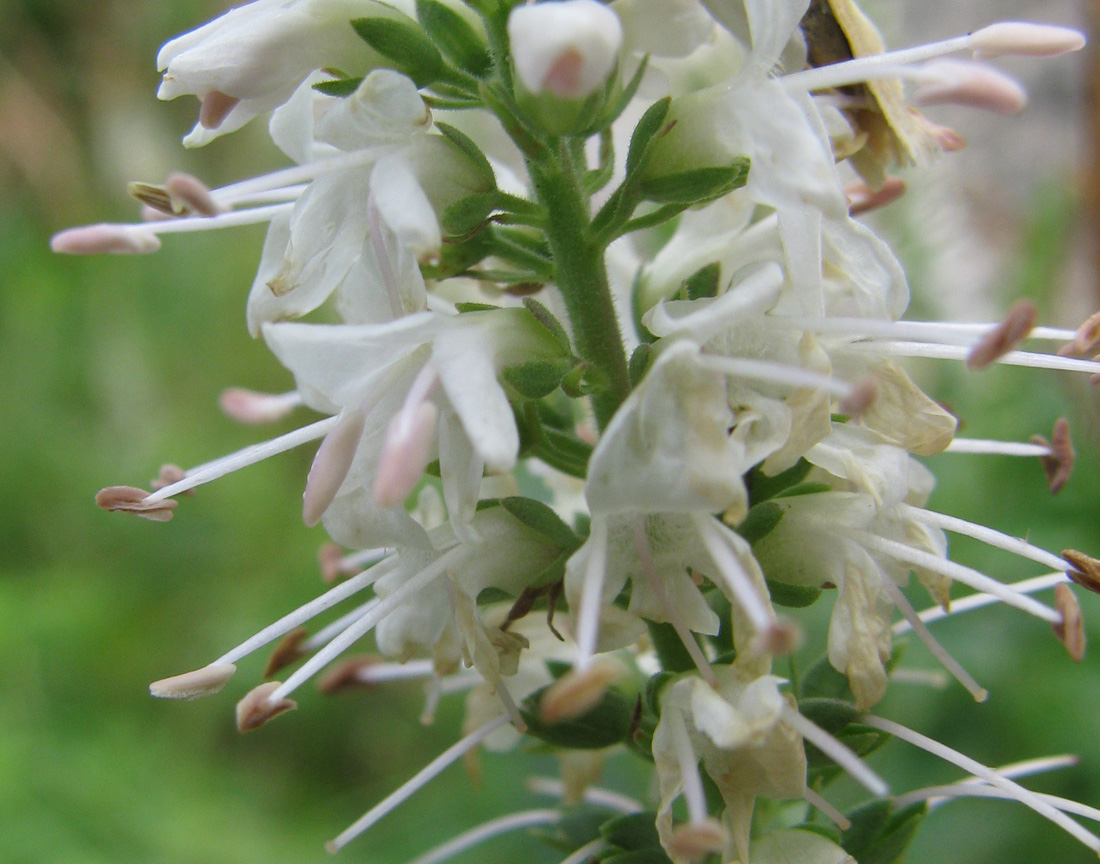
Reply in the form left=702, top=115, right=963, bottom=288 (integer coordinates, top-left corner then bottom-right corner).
left=150, top=663, right=236, bottom=700
left=967, top=300, right=1037, bottom=369
left=317, top=656, right=384, bottom=694
left=95, top=485, right=178, bottom=522
left=1064, top=550, right=1100, bottom=595
left=236, top=681, right=296, bottom=732
left=263, top=627, right=310, bottom=678
left=1057, top=310, right=1100, bottom=357
left=1053, top=583, right=1086, bottom=662
left=1030, top=417, right=1074, bottom=494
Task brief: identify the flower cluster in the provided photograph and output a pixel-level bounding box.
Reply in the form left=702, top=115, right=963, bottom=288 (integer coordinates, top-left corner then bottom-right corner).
left=56, top=1, right=1100, bottom=862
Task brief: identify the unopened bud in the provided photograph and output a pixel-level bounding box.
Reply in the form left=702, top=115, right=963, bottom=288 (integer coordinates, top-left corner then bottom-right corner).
left=970, top=22, right=1086, bottom=60
left=303, top=407, right=368, bottom=526
left=539, top=659, right=624, bottom=724
left=219, top=388, right=299, bottom=425
left=847, top=177, right=907, bottom=216
left=1053, top=583, right=1085, bottom=662
left=508, top=0, right=623, bottom=100
left=667, top=819, right=729, bottom=862
left=967, top=300, right=1036, bottom=369
left=372, top=402, right=438, bottom=509
left=1031, top=417, right=1074, bottom=494
left=51, top=225, right=162, bottom=255
left=263, top=627, right=310, bottom=677
left=95, top=485, right=178, bottom=522
left=199, top=90, right=241, bottom=130
left=317, top=656, right=385, bottom=694
left=235, top=681, right=296, bottom=732
left=914, top=60, right=1027, bottom=115
left=150, top=663, right=236, bottom=699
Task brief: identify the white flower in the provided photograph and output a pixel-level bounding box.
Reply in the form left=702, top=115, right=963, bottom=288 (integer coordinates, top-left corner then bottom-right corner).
left=507, top=0, right=623, bottom=100
left=158, top=0, right=417, bottom=146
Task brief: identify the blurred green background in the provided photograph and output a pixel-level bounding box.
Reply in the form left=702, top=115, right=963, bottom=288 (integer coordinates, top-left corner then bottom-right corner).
left=2, top=1, right=1099, bottom=863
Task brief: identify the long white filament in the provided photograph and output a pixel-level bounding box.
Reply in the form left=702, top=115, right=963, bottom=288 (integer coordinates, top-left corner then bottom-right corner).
left=780, top=705, right=888, bottom=797
left=842, top=340, right=1100, bottom=375
left=403, top=810, right=561, bottom=864
left=574, top=518, right=609, bottom=672
left=893, top=572, right=1068, bottom=635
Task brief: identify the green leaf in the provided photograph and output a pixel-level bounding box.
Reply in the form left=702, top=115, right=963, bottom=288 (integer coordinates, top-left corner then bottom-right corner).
left=416, top=0, right=491, bottom=76
left=643, top=672, right=676, bottom=715
left=797, top=698, right=858, bottom=737
left=500, top=496, right=581, bottom=553
left=434, top=122, right=496, bottom=187
left=534, top=811, right=606, bottom=853
left=560, top=362, right=609, bottom=398
left=737, top=501, right=784, bottom=546
left=800, top=654, right=851, bottom=700
left=440, top=191, right=497, bottom=236
left=765, top=578, right=822, bottom=608
left=842, top=801, right=928, bottom=864
left=682, top=261, right=721, bottom=300
left=351, top=16, right=444, bottom=87
left=584, top=53, right=650, bottom=135
left=748, top=459, right=812, bottom=504
left=600, top=812, right=662, bottom=851
left=454, top=301, right=499, bottom=313
left=502, top=359, right=573, bottom=399
left=313, top=76, right=363, bottom=97
left=625, top=97, right=671, bottom=177
left=521, top=685, right=634, bottom=749
left=602, top=849, right=674, bottom=864
left=639, top=160, right=750, bottom=204
left=628, top=343, right=653, bottom=387
left=523, top=298, right=572, bottom=352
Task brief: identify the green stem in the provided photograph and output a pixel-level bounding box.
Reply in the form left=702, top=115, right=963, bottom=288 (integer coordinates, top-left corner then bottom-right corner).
left=527, top=142, right=630, bottom=429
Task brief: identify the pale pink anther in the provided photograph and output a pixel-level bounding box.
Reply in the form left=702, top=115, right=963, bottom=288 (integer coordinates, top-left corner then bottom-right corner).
left=50, top=224, right=161, bottom=255
left=219, top=388, right=300, bottom=425
left=913, top=60, right=1027, bottom=115
left=302, top=407, right=368, bottom=526
left=970, top=22, right=1086, bottom=60
left=373, top=402, right=439, bottom=508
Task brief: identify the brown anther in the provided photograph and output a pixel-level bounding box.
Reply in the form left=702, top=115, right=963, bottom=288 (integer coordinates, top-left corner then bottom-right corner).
left=165, top=172, right=223, bottom=217
left=151, top=464, right=194, bottom=496
left=539, top=659, right=623, bottom=724
left=1064, top=550, right=1100, bottom=595
left=1052, top=583, right=1086, bottom=662
left=263, top=627, right=310, bottom=678
left=235, top=682, right=296, bottom=732
left=755, top=618, right=805, bottom=656
left=1030, top=417, right=1075, bottom=494
left=1057, top=310, right=1100, bottom=357
left=199, top=90, right=240, bottom=130
left=95, top=486, right=178, bottom=522
left=149, top=663, right=236, bottom=700
left=127, top=181, right=176, bottom=215
left=318, top=542, right=347, bottom=583
left=846, top=177, right=907, bottom=216
left=967, top=300, right=1037, bottom=369
left=316, top=656, right=385, bottom=694
left=840, top=378, right=878, bottom=418
left=666, top=819, right=729, bottom=862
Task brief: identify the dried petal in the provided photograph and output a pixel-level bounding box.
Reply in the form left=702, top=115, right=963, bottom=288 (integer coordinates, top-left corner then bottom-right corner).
left=150, top=663, right=236, bottom=699
left=1053, top=583, right=1086, bottom=663
left=95, top=485, right=178, bottom=521
left=1031, top=417, right=1075, bottom=494
left=263, top=627, right=310, bottom=678
left=235, top=681, right=297, bottom=732
left=967, top=300, right=1037, bottom=369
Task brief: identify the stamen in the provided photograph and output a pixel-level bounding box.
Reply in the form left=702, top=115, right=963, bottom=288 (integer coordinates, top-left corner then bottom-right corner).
left=893, top=572, right=1068, bottom=635
left=889, top=668, right=950, bottom=688
left=95, top=485, right=178, bottom=521
left=880, top=576, right=988, bottom=702
left=525, top=777, right=644, bottom=813
left=151, top=464, right=192, bottom=494
left=780, top=704, right=888, bottom=796
left=969, top=22, right=1086, bottom=59
left=496, top=681, right=527, bottom=733
left=897, top=784, right=1100, bottom=824
left=269, top=547, right=472, bottom=703
left=851, top=531, right=1062, bottom=623
left=367, top=192, right=406, bottom=319
left=304, top=407, right=368, bottom=526
left=841, top=339, right=1100, bottom=375
left=303, top=599, right=381, bottom=653
left=847, top=177, right=907, bottom=216
left=557, top=839, right=608, bottom=864
left=1058, top=310, right=1100, bottom=356
left=967, top=301, right=1037, bottom=369
left=668, top=709, right=709, bottom=825
left=149, top=663, right=236, bottom=700
left=208, top=146, right=384, bottom=209
left=697, top=355, right=854, bottom=401
left=667, top=819, right=728, bottom=861
left=219, top=388, right=302, bottom=425
left=944, top=438, right=1052, bottom=457
left=539, top=658, right=624, bottom=723
left=319, top=545, right=393, bottom=583
left=325, top=714, right=511, bottom=852
left=236, top=681, right=296, bottom=732
left=692, top=514, right=773, bottom=635
left=803, top=787, right=851, bottom=830
left=574, top=518, right=609, bottom=672
left=912, top=60, right=1027, bottom=115
left=198, top=90, right=240, bottom=129
left=1064, top=550, right=1100, bottom=594
left=373, top=365, right=441, bottom=509
left=165, top=172, right=224, bottom=216
left=634, top=519, right=716, bottom=687
left=317, top=656, right=386, bottom=693
left=263, top=627, right=310, bottom=677
left=403, top=809, right=562, bottom=864
left=212, top=560, right=395, bottom=667
left=862, top=715, right=1100, bottom=853
left=143, top=416, right=338, bottom=503
left=1032, top=417, right=1075, bottom=494
left=899, top=504, right=1070, bottom=572
left=51, top=224, right=161, bottom=255
left=769, top=315, right=1075, bottom=345
left=1052, top=583, right=1086, bottom=662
